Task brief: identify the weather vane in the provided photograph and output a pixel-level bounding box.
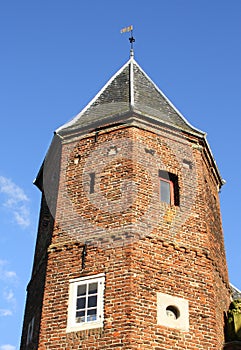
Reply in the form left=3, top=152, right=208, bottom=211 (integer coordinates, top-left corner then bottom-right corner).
left=120, top=25, right=135, bottom=55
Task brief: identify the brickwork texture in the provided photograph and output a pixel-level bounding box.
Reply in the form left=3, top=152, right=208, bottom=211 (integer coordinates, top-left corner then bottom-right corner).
left=20, top=123, right=231, bottom=349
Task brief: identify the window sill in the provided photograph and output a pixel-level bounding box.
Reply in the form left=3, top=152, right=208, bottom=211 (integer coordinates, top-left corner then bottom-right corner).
left=66, top=320, right=103, bottom=333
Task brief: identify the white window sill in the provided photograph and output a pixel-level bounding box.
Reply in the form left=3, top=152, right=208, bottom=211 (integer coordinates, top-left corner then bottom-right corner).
left=66, top=320, right=103, bottom=333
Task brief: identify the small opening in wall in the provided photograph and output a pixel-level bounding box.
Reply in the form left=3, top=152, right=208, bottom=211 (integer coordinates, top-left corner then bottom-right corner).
left=166, top=305, right=180, bottom=320
left=74, top=154, right=80, bottom=165
left=159, top=170, right=179, bottom=206
left=89, top=173, right=95, bottom=194
left=26, top=316, right=35, bottom=345
left=107, top=146, right=118, bottom=156
left=183, top=159, right=192, bottom=169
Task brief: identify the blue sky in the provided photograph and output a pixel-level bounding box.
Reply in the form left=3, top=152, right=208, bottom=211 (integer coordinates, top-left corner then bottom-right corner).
left=0, top=1, right=241, bottom=348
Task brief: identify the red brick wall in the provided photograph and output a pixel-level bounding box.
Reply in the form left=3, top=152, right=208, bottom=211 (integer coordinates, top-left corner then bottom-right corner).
left=21, top=124, right=230, bottom=349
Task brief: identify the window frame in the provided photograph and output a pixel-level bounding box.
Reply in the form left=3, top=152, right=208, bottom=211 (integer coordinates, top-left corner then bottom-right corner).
left=159, top=170, right=179, bottom=206
left=66, top=273, right=105, bottom=333
left=160, top=177, right=175, bottom=205
left=157, top=292, right=189, bottom=331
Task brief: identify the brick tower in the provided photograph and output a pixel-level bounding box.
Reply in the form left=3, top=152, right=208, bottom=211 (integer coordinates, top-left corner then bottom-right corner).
left=20, top=51, right=231, bottom=349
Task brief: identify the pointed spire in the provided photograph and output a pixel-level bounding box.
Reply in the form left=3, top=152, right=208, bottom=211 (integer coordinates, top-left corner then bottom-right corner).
left=56, top=58, right=204, bottom=138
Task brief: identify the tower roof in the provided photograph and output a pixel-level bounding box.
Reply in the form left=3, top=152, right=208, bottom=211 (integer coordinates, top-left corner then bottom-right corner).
left=230, top=283, right=241, bottom=300
left=56, top=55, right=204, bottom=137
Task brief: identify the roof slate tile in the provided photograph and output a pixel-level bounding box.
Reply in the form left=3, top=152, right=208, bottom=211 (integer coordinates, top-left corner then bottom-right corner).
left=56, top=57, right=203, bottom=136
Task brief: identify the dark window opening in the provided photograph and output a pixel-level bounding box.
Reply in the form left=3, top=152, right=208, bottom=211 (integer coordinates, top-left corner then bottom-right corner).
left=183, top=159, right=192, bottom=169
left=166, top=305, right=180, bottom=320
left=159, top=170, right=179, bottom=206
left=89, top=173, right=95, bottom=194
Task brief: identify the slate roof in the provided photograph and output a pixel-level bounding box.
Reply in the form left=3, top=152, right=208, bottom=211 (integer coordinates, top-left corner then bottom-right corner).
left=56, top=54, right=204, bottom=137
left=230, top=284, right=241, bottom=300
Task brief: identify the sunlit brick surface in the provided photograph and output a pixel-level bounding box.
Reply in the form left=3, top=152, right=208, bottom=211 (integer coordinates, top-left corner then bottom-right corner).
left=21, top=124, right=230, bottom=349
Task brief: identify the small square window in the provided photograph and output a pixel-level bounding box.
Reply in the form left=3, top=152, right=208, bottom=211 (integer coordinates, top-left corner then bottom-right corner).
left=66, top=274, right=105, bottom=333
left=157, top=292, right=189, bottom=331
left=159, top=170, right=179, bottom=206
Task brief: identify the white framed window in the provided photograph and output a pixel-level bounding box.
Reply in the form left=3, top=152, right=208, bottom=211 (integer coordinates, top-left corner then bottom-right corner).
left=66, top=273, right=105, bottom=333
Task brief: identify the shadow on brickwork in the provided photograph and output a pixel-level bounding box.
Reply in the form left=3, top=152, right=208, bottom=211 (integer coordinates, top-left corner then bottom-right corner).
left=224, top=300, right=241, bottom=349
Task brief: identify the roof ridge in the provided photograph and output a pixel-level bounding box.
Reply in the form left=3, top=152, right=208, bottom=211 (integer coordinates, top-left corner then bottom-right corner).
left=56, top=58, right=132, bottom=133
left=130, top=56, right=134, bottom=107
left=131, top=58, right=205, bottom=136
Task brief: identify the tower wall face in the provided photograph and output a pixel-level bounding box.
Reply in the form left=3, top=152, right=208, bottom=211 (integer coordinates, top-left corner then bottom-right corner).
left=21, top=124, right=230, bottom=349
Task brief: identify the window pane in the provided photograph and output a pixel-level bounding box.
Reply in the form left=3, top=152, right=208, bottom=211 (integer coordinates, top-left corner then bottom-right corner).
left=76, top=310, right=85, bottom=318
left=88, top=295, right=97, bottom=308
left=77, top=284, right=86, bottom=296
left=76, top=310, right=85, bottom=323
left=87, top=309, right=97, bottom=322
left=76, top=316, right=85, bottom=323
left=88, top=282, right=98, bottom=294
left=76, top=297, right=86, bottom=310
left=160, top=180, right=170, bottom=204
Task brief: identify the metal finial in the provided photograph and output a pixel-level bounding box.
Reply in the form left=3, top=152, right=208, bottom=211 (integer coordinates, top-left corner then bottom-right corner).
left=120, top=25, right=135, bottom=57
left=129, top=30, right=135, bottom=51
